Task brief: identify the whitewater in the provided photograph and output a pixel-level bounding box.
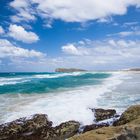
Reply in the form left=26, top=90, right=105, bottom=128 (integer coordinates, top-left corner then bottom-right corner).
left=0, top=71, right=140, bottom=126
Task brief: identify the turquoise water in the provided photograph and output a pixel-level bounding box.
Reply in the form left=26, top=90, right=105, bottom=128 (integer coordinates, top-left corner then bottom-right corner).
left=0, top=72, right=111, bottom=94
left=0, top=71, right=140, bottom=126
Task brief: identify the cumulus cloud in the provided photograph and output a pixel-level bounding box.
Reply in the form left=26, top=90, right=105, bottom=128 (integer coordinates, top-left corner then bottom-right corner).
left=62, top=39, right=137, bottom=56
left=117, top=31, right=140, bottom=37
left=122, top=22, right=139, bottom=27
left=0, top=39, right=44, bottom=58
left=0, top=26, right=5, bottom=34
left=60, top=39, right=140, bottom=69
left=10, top=0, right=140, bottom=23
left=62, top=44, right=80, bottom=55
left=62, top=44, right=89, bottom=55
left=1, top=38, right=140, bottom=71
left=8, top=24, right=39, bottom=43
left=10, top=0, right=36, bottom=22
left=108, top=30, right=140, bottom=37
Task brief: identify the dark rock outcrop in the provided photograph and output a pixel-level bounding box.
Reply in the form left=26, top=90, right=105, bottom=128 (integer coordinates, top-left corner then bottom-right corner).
left=82, top=108, right=118, bottom=133
left=69, top=105, right=140, bottom=140
left=126, top=68, right=140, bottom=71
left=83, top=123, right=109, bottom=133
left=0, top=114, right=52, bottom=140
left=1, top=105, right=140, bottom=140
left=55, top=68, right=86, bottom=73
left=55, top=121, right=80, bottom=139
left=113, top=105, right=140, bottom=126
left=0, top=114, right=80, bottom=140
left=92, top=108, right=117, bottom=121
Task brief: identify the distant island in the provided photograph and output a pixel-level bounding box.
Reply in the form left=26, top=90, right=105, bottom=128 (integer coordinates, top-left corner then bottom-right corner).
left=128, top=68, right=140, bottom=71
left=55, top=68, right=87, bottom=72
left=123, top=68, right=140, bottom=71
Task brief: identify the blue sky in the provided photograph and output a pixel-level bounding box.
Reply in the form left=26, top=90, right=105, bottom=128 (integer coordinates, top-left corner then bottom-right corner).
left=0, top=0, right=140, bottom=72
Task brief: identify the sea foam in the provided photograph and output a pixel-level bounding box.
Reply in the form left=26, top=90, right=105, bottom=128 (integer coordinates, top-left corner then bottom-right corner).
left=0, top=78, right=30, bottom=86
left=1, top=72, right=124, bottom=126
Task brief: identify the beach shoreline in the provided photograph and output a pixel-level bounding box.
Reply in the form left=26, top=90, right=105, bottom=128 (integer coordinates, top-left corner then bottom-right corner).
left=0, top=104, right=140, bottom=140
left=0, top=71, right=140, bottom=139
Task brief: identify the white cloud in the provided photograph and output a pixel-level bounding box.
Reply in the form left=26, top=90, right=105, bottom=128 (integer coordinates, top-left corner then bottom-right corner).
left=122, top=22, right=139, bottom=27
left=10, top=0, right=36, bottom=22
left=97, top=17, right=113, bottom=23
left=118, top=31, right=140, bottom=37
left=10, top=0, right=140, bottom=23
left=109, top=30, right=140, bottom=37
left=0, top=26, right=5, bottom=34
left=60, top=39, right=140, bottom=69
left=62, top=44, right=84, bottom=55
left=62, top=44, right=79, bottom=55
left=1, top=38, right=140, bottom=71
left=62, top=43, right=90, bottom=56
left=11, top=13, right=35, bottom=23
left=0, top=39, right=44, bottom=58
left=8, top=24, right=39, bottom=43
left=10, top=0, right=29, bottom=9
left=62, top=39, right=140, bottom=56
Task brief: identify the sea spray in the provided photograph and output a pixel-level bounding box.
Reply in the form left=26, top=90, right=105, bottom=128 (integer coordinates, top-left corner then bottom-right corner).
left=0, top=71, right=124, bottom=126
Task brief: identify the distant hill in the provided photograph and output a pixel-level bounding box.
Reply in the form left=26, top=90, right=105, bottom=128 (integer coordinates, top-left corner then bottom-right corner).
left=55, top=68, right=87, bottom=72
left=126, top=68, right=140, bottom=71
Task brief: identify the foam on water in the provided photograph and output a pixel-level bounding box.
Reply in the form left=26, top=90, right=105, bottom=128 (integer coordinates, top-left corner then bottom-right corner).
left=0, top=78, right=30, bottom=86
left=0, top=72, right=86, bottom=86
left=1, top=72, right=124, bottom=126
left=33, top=72, right=85, bottom=79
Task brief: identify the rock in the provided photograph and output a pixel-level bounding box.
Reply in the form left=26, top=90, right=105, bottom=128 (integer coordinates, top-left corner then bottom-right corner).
left=81, top=108, right=118, bottom=133
left=92, top=108, right=116, bottom=121
left=111, top=124, right=140, bottom=140
left=69, top=105, right=140, bottom=140
left=69, top=119, right=140, bottom=140
left=69, top=126, right=121, bottom=140
left=83, top=123, right=109, bottom=133
left=113, top=105, right=140, bottom=126
left=0, top=114, right=52, bottom=140
left=55, top=68, right=86, bottom=72
left=126, top=68, right=140, bottom=71
left=0, top=114, right=80, bottom=140
left=55, top=121, right=80, bottom=139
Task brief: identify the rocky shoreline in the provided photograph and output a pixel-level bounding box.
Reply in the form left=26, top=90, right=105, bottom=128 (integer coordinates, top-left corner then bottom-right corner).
left=0, top=105, right=140, bottom=140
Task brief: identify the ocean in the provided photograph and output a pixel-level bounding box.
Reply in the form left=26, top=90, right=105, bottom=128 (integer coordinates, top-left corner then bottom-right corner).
left=0, top=71, right=140, bottom=126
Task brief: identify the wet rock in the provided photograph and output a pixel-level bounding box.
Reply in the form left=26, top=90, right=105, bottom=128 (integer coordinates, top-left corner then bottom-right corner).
left=83, top=123, right=109, bottom=133
left=55, top=121, right=80, bottom=139
left=81, top=108, right=118, bottom=133
left=0, top=114, right=80, bottom=140
left=0, top=114, right=52, bottom=140
left=92, top=108, right=116, bottom=121
left=113, top=105, right=140, bottom=126
left=69, top=122, right=140, bottom=140
left=69, top=105, right=140, bottom=140
left=110, top=125, right=140, bottom=140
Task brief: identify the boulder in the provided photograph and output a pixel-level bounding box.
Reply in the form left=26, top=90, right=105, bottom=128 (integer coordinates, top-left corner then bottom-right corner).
left=113, top=105, right=140, bottom=126
left=0, top=114, right=52, bottom=140
left=69, top=105, right=140, bottom=140
left=109, top=124, right=140, bottom=140
left=69, top=118, right=140, bottom=140
left=92, top=108, right=116, bottom=121
left=83, top=123, right=109, bottom=133
left=0, top=114, right=80, bottom=140
left=55, top=121, right=80, bottom=139
left=81, top=108, right=118, bottom=133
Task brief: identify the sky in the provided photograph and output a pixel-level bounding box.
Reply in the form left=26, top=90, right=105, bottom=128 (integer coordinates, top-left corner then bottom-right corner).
left=0, top=0, right=140, bottom=72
